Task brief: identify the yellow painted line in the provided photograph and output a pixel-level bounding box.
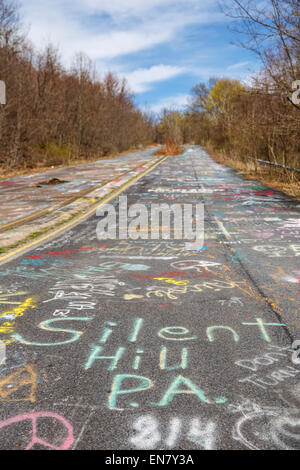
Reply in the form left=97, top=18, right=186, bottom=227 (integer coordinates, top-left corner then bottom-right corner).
left=0, top=155, right=169, bottom=263
left=0, top=161, right=157, bottom=232
left=0, top=206, right=59, bottom=231
left=0, top=187, right=100, bottom=232
left=214, top=217, right=231, bottom=240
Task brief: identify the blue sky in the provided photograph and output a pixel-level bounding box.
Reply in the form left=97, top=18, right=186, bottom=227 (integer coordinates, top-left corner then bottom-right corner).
left=20, top=0, right=259, bottom=112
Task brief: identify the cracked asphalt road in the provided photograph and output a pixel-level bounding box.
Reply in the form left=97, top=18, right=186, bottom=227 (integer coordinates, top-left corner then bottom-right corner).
left=0, top=148, right=157, bottom=230
left=0, top=146, right=299, bottom=450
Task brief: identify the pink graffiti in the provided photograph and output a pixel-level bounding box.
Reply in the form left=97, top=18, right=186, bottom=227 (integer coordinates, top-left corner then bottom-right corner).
left=0, top=412, right=74, bottom=450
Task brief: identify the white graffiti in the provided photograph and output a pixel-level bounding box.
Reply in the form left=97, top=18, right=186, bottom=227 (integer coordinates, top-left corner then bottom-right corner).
left=129, top=415, right=217, bottom=450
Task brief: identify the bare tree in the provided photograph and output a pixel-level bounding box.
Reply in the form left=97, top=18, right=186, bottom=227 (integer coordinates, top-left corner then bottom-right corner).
left=223, top=0, right=300, bottom=106
left=0, top=1, right=155, bottom=170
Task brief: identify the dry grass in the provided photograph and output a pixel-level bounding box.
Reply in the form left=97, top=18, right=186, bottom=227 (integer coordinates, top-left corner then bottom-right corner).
left=206, top=144, right=300, bottom=200
left=156, top=139, right=183, bottom=156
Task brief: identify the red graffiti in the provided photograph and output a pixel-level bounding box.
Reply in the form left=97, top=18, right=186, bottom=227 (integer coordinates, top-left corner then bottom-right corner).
left=24, top=245, right=108, bottom=260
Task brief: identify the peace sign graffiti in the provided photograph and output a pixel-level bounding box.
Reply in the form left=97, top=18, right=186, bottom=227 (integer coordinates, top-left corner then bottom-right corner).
left=0, top=412, right=74, bottom=450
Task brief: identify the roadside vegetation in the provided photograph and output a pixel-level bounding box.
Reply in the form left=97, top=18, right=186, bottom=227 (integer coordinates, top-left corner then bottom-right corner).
left=0, top=0, right=299, bottom=199
left=157, top=0, right=300, bottom=196
left=156, top=111, right=184, bottom=156
left=0, top=1, right=155, bottom=173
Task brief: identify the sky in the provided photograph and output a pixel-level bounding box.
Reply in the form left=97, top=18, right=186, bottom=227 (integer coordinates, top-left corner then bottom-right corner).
left=20, top=0, right=259, bottom=113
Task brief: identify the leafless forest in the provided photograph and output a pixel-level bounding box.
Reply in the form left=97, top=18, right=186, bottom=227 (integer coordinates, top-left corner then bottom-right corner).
left=0, top=0, right=299, bottom=189
left=0, top=0, right=155, bottom=170
left=158, top=0, right=300, bottom=188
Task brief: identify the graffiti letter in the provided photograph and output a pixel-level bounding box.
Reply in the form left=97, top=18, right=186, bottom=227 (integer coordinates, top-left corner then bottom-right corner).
left=13, top=317, right=92, bottom=346
left=108, top=374, right=153, bottom=410
left=160, top=347, right=188, bottom=371
left=207, top=325, right=239, bottom=343
left=84, top=346, right=126, bottom=370
left=153, top=375, right=212, bottom=407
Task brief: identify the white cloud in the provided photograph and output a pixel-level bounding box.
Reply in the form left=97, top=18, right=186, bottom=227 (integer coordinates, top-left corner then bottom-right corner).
left=19, top=0, right=255, bottom=108
left=189, top=60, right=257, bottom=82
left=66, top=0, right=218, bottom=20
left=76, top=0, right=190, bottom=16
left=124, top=65, right=187, bottom=93
left=149, top=93, right=190, bottom=113
left=67, top=29, right=173, bottom=61
left=227, top=61, right=250, bottom=70
left=21, top=0, right=221, bottom=64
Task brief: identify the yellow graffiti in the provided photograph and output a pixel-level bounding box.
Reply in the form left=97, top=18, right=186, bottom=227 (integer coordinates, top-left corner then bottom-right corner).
left=147, top=286, right=187, bottom=300
left=0, top=297, right=37, bottom=341
left=0, top=287, right=28, bottom=305
left=0, top=364, right=38, bottom=402
left=153, top=277, right=190, bottom=286
left=124, top=294, right=144, bottom=300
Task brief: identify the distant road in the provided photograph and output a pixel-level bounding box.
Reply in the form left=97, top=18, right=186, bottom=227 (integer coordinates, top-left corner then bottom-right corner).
left=0, top=148, right=160, bottom=253
left=0, top=148, right=157, bottom=230
left=0, top=146, right=299, bottom=450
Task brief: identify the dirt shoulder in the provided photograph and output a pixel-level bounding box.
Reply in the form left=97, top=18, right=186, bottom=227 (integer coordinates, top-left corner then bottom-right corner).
left=206, top=145, right=300, bottom=201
